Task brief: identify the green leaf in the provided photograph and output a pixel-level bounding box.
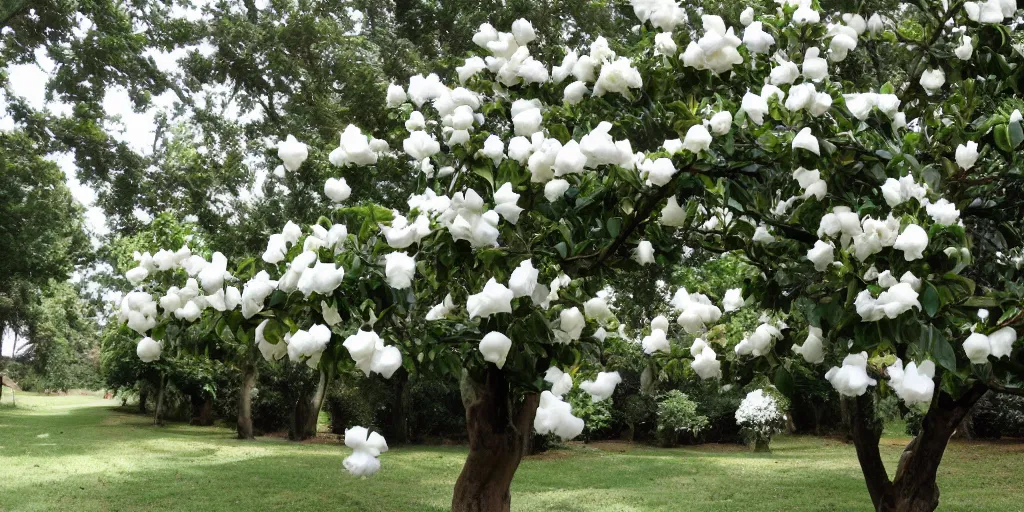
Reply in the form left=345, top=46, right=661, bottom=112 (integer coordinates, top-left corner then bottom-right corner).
left=607, top=217, right=622, bottom=238
left=921, top=283, right=940, bottom=317
left=774, top=366, right=795, bottom=397
left=919, top=324, right=956, bottom=372
left=1009, top=121, right=1024, bottom=149
left=994, top=125, right=1012, bottom=152
left=554, top=241, right=568, bottom=258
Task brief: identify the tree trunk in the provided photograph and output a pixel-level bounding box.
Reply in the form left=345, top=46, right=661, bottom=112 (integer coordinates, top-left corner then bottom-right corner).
left=846, top=383, right=988, bottom=512
left=190, top=394, right=215, bottom=426
left=388, top=369, right=410, bottom=445
left=154, top=375, right=167, bottom=426
left=451, top=367, right=539, bottom=512
left=139, top=388, right=149, bottom=414
left=750, top=437, right=770, bottom=453
left=291, top=369, right=329, bottom=441
left=237, top=365, right=257, bottom=440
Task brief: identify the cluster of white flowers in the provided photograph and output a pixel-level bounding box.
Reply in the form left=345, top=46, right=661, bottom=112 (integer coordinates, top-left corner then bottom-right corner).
left=534, top=390, right=585, bottom=439
left=343, top=426, right=388, bottom=477
left=670, top=287, right=723, bottom=334
left=690, top=338, right=722, bottom=379
left=825, top=352, right=877, bottom=396
left=735, top=322, right=784, bottom=357
left=962, top=327, right=1018, bottom=364
left=886, top=358, right=935, bottom=406
left=285, top=324, right=332, bottom=368
left=580, top=371, right=622, bottom=402
left=342, top=330, right=403, bottom=378
left=792, top=326, right=825, bottom=364
left=735, top=389, right=784, bottom=438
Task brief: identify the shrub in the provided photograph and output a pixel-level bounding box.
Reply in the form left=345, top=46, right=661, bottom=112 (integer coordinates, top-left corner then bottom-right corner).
left=656, top=390, right=708, bottom=447
left=568, top=389, right=614, bottom=442
left=408, top=377, right=466, bottom=442
left=735, top=389, right=786, bottom=451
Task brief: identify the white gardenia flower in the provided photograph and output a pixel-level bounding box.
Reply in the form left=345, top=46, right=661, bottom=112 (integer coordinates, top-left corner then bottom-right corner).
left=457, top=56, right=487, bottom=83
left=955, top=141, right=980, bottom=170
left=555, top=307, right=586, bottom=343
left=534, top=391, right=585, bottom=440
left=708, top=111, right=732, bottom=135
left=660, top=196, right=688, bottom=227
left=386, top=83, right=407, bottom=108
left=825, top=352, right=877, bottom=396
left=880, top=174, right=927, bottom=207
left=770, top=59, right=800, bottom=85
left=255, top=319, right=286, bottom=362
left=893, top=224, right=929, bottom=261
left=580, top=372, right=622, bottom=402
left=963, top=327, right=1018, bottom=363
left=652, top=315, right=670, bottom=333
left=126, top=266, right=149, bottom=285
left=381, top=214, right=431, bottom=249
left=403, top=131, right=441, bottom=161
left=296, top=261, right=345, bottom=297
left=629, top=0, right=687, bottom=30
left=877, top=270, right=898, bottom=289
left=802, top=48, right=828, bottom=81
left=844, top=93, right=877, bottom=120
left=511, top=18, right=536, bottom=45
left=926, top=198, right=961, bottom=226
left=634, top=240, right=656, bottom=265
left=683, top=15, right=744, bottom=74
left=828, top=24, right=858, bottom=61
left=722, top=288, right=744, bottom=312
left=954, top=34, right=974, bottom=60
left=671, top=287, right=722, bottom=334
left=405, top=111, right=426, bottom=131
left=467, top=278, right=514, bottom=319
left=654, top=32, right=678, bottom=57
left=807, top=240, right=835, bottom=271
left=792, top=0, right=820, bottom=25
left=479, top=332, right=513, bottom=368
left=198, top=252, right=231, bottom=293
left=277, top=134, right=308, bottom=172
left=919, top=69, right=945, bottom=95
left=742, top=22, right=775, bottom=54
left=492, top=182, right=522, bottom=224
left=886, top=359, right=936, bottom=406
left=383, top=252, right=416, bottom=289
left=544, top=367, right=573, bottom=397
left=682, top=125, right=713, bottom=153
left=330, top=125, right=378, bottom=167
left=855, top=283, right=921, bottom=321
left=735, top=322, right=783, bottom=357
left=584, top=297, right=614, bottom=323
left=513, top=106, right=544, bottom=136
left=287, top=324, right=332, bottom=368
left=793, top=326, right=825, bottom=364
left=753, top=225, right=776, bottom=244
left=593, top=57, right=643, bottom=97
left=137, top=337, right=161, bottom=362
left=509, top=259, right=539, bottom=298
left=640, top=158, right=677, bottom=187
left=425, top=294, right=455, bottom=321
left=740, top=7, right=754, bottom=26
left=554, top=140, right=587, bottom=176
left=867, top=13, right=885, bottom=34
left=792, top=127, right=820, bottom=155
left=692, top=343, right=722, bottom=379
left=563, top=81, right=588, bottom=104
left=324, top=177, right=352, bottom=203
left=544, top=179, right=571, bottom=202
left=741, top=92, right=770, bottom=125
left=343, top=426, right=388, bottom=477
left=642, top=328, right=670, bottom=354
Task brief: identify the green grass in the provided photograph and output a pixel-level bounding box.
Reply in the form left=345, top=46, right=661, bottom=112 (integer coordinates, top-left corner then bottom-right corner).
left=2, top=393, right=1022, bottom=511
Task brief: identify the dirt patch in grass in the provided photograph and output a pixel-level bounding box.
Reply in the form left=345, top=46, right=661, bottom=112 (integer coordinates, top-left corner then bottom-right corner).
left=586, top=440, right=637, bottom=453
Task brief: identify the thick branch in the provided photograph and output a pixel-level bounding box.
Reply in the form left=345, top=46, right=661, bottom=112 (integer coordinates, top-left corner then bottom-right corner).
left=844, top=393, right=894, bottom=511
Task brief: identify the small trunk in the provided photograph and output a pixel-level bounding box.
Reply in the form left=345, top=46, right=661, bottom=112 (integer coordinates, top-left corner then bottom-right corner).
left=154, top=375, right=167, bottom=426
left=139, top=388, right=149, bottom=414
left=847, top=384, right=988, bottom=512
left=451, top=368, right=539, bottom=512
left=237, top=365, right=257, bottom=440
left=291, top=370, right=329, bottom=441
left=750, top=437, right=771, bottom=453
left=190, top=394, right=215, bottom=426
left=388, top=369, right=410, bottom=445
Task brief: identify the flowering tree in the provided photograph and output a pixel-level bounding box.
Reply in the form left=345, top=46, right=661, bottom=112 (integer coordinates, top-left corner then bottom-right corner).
left=735, top=388, right=787, bottom=451
left=118, top=0, right=1024, bottom=510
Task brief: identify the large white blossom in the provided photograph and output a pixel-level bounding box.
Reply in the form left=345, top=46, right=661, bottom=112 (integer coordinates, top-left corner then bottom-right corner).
left=825, top=352, right=877, bottom=396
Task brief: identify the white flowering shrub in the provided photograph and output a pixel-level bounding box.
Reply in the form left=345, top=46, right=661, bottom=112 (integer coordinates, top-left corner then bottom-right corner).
left=118, top=0, right=1024, bottom=509
left=735, top=389, right=786, bottom=449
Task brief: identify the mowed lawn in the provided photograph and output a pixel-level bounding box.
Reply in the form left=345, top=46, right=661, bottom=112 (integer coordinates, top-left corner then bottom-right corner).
left=1, top=393, right=1022, bottom=511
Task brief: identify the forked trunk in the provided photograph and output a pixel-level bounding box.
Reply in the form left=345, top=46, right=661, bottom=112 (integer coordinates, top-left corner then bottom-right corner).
left=846, top=383, right=988, bottom=512
left=451, top=367, right=539, bottom=512
left=291, top=369, right=329, bottom=441
left=237, top=365, right=257, bottom=439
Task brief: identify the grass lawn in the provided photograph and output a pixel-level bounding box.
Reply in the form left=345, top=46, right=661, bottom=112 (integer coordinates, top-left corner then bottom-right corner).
left=2, top=393, right=1022, bottom=511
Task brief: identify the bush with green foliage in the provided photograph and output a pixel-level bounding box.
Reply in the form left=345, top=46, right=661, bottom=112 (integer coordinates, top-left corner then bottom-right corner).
left=656, top=390, right=709, bottom=446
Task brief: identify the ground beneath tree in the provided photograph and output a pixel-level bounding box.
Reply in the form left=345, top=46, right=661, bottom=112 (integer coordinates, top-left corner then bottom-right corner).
left=2, top=393, right=1023, bottom=511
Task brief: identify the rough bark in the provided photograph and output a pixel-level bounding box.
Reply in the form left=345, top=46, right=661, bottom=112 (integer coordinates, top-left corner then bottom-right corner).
left=750, top=438, right=771, bottom=453
left=451, top=367, right=539, bottom=512
left=846, top=383, right=988, bottom=512
left=154, top=375, right=167, bottom=426
left=237, top=365, right=257, bottom=440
